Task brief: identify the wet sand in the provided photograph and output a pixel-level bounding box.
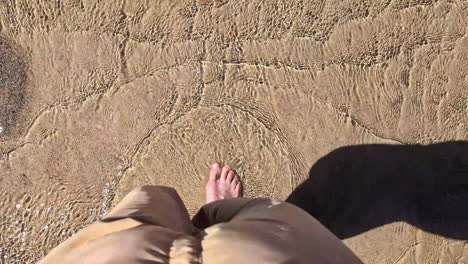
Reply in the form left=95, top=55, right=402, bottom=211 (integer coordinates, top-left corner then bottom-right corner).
left=0, top=0, right=467, bottom=263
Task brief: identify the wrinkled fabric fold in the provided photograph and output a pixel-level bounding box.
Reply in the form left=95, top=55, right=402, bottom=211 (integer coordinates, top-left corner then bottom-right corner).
left=39, top=186, right=363, bottom=264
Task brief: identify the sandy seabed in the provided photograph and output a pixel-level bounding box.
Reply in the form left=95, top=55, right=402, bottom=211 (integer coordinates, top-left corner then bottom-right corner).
left=0, top=0, right=467, bottom=263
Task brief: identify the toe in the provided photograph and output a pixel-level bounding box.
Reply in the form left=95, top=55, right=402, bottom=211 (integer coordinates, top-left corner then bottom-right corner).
left=226, top=171, right=235, bottom=182
left=234, top=182, right=241, bottom=195
left=209, top=163, right=221, bottom=181
left=221, top=165, right=230, bottom=181
left=232, top=177, right=239, bottom=186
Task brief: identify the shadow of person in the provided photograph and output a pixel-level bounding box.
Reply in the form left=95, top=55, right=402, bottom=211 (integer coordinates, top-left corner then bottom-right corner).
left=286, top=141, right=468, bottom=240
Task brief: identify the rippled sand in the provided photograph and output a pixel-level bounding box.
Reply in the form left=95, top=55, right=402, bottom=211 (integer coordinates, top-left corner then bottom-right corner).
left=0, top=0, right=467, bottom=263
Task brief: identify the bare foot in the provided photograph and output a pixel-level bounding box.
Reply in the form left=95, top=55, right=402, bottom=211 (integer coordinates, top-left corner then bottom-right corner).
left=206, top=163, right=242, bottom=204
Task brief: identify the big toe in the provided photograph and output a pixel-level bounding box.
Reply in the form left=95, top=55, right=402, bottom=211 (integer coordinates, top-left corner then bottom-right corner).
left=208, top=163, right=221, bottom=181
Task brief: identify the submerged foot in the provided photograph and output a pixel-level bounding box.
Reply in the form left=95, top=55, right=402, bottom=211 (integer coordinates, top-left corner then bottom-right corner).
left=206, top=163, right=242, bottom=204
